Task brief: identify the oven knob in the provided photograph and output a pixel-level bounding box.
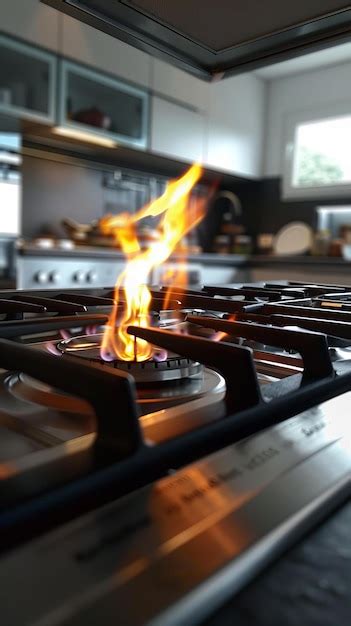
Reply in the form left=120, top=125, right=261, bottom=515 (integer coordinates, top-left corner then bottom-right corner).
left=49, top=271, right=61, bottom=284
left=73, top=271, right=86, bottom=284
left=87, top=271, right=98, bottom=283
left=34, top=271, right=49, bottom=284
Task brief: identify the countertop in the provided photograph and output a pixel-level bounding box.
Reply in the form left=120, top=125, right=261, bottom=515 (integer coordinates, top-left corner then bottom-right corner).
left=16, top=245, right=247, bottom=266
left=16, top=245, right=351, bottom=267
left=204, top=497, right=351, bottom=626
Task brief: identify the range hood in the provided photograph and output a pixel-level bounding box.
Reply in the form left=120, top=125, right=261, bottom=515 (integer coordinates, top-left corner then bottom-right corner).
left=42, top=0, right=351, bottom=80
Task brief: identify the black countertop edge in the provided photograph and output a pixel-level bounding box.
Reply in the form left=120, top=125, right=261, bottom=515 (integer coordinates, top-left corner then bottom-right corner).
left=15, top=247, right=351, bottom=267
left=248, top=254, right=351, bottom=267
left=203, top=497, right=351, bottom=626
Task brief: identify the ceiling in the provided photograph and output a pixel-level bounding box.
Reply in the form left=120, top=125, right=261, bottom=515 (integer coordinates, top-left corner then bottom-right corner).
left=255, top=41, right=351, bottom=79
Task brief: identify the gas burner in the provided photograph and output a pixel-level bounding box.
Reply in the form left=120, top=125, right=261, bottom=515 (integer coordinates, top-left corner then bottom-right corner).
left=57, top=333, right=203, bottom=384
left=7, top=365, right=224, bottom=417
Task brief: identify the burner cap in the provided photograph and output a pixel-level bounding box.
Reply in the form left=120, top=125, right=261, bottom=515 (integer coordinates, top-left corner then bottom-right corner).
left=56, top=334, right=203, bottom=384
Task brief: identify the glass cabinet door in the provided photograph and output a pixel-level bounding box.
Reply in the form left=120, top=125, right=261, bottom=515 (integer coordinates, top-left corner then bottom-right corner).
left=59, top=60, right=149, bottom=149
left=0, top=35, right=56, bottom=124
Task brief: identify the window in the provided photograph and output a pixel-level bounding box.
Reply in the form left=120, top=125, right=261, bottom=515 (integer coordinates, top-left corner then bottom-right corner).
left=283, top=108, right=351, bottom=199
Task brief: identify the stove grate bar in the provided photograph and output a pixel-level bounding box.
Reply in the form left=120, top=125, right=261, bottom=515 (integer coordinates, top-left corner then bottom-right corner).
left=262, top=302, right=351, bottom=322
left=105, top=290, right=181, bottom=313
left=203, top=285, right=294, bottom=301
left=270, top=314, right=351, bottom=342
left=187, top=316, right=334, bottom=382
left=127, top=325, right=262, bottom=413
left=0, top=299, right=47, bottom=315
left=265, top=282, right=349, bottom=297
left=244, top=285, right=308, bottom=298
left=0, top=337, right=142, bottom=457
left=54, top=293, right=115, bottom=306
left=314, top=291, right=351, bottom=301
left=0, top=314, right=109, bottom=339
left=10, top=295, right=87, bottom=313
left=152, top=290, right=258, bottom=314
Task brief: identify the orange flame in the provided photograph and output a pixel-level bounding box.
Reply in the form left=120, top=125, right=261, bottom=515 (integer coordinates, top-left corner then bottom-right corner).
left=100, top=163, right=205, bottom=362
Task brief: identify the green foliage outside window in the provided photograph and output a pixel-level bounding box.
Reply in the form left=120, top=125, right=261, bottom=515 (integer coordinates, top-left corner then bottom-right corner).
left=296, top=147, right=343, bottom=186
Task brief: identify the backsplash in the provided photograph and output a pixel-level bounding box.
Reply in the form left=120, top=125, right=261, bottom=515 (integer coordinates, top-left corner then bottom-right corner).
left=233, top=177, right=351, bottom=241
left=22, top=156, right=105, bottom=238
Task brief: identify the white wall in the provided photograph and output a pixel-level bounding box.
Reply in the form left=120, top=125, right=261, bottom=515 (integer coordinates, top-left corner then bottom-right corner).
left=206, top=73, right=267, bottom=178
left=264, top=60, right=351, bottom=177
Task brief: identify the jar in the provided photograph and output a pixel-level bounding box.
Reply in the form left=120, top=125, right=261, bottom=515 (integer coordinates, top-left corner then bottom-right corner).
left=213, top=235, right=231, bottom=255
left=232, top=235, right=253, bottom=255
left=257, top=233, right=274, bottom=254
left=311, top=229, right=331, bottom=256
left=328, top=238, right=343, bottom=257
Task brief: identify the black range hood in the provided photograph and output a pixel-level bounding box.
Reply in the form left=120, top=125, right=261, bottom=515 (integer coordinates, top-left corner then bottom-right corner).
left=42, top=0, right=351, bottom=80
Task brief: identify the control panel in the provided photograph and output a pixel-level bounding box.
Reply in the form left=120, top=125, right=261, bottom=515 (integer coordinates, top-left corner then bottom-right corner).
left=16, top=256, right=212, bottom=289
left=16, top=257, right=126, bottom=290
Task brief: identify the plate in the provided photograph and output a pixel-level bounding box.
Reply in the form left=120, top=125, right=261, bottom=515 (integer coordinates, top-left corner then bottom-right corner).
left=273, top=221, right=313, bottom=256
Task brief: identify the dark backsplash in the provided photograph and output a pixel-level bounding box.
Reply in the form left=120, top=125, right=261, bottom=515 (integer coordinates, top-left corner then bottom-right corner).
left=234, top=177, right=351, bottom=239
left=21, top=151, right=351, bottom=246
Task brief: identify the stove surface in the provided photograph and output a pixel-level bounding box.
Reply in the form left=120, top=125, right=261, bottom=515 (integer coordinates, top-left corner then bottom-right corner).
left=1, top=393, right=350, bottom=626
left=0, top=280, right=350, bottom=625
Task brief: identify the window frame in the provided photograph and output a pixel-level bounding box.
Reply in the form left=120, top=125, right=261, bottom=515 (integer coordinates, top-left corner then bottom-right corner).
left=282, top=103, right=351, bottom=200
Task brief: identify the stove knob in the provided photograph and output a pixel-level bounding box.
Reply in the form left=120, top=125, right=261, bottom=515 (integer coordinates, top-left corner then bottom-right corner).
left=87, top=271, right=98, bottom=283
left=49, top=271, right=61, bottom=284
left=73, top=270, right=86, bottom=284
left=34, top=271, right=49, bottom=284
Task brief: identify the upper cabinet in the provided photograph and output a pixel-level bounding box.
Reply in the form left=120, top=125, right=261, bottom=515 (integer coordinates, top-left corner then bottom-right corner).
left=0, top=0, right=59, bottom=51
left=0, top=2, right=266, bottom=178
left=151, top=97, right=205, bottom=163
left=61, top=15, right=151, bottom=89
left=151, top=59, right=209, bottom=110
left=0, top=34, right=56, bottom=124
left=204, top=74, right=266, bottom=178
left=58, top=60, right=149, bottom=149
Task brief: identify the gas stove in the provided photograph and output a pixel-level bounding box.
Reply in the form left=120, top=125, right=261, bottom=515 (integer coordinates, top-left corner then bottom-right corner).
left=0, top=281, right=350, bottom=626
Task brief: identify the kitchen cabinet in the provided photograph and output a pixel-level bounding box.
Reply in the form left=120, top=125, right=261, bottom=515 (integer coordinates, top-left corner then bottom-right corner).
left=62, top=15, right=151, bottom=89
left=151, top=58, right=208, bottom=110
left=205, top=74, right=266, bottom=178
left=151, top=97, right=205, bottom=163
left=58, top=60, right=149, bottom=149
left=0, top=0, right=59, bottom=51
left=0, top=34, right=56, bottom=124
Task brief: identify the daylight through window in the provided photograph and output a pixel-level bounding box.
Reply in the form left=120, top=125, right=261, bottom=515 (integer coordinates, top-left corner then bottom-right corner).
left=293, top=116, right=351, bottom=189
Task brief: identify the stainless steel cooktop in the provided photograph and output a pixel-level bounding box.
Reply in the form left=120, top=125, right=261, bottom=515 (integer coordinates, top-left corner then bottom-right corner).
left=0, top=280, right=350, bottom=626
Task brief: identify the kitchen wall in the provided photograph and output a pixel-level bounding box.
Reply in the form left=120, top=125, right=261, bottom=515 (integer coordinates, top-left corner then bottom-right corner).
left=264, top=59, right=351, bottom=177
left=221, top=57, right=351, bottom=242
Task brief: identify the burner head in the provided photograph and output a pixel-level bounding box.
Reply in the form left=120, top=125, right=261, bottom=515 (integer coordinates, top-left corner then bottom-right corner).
left=56, top=334, right=203, bottom=384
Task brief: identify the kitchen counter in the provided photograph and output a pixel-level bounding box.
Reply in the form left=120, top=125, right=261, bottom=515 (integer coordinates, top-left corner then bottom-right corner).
left=16, top=245, right=248, bottom=266
left=249, top=254, right=351, bottom=266
left=17, top=246, right=351, bottom=266
left=15, top=245, right=351, bottom=288
left=204, top=497, right=351, bottom=626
